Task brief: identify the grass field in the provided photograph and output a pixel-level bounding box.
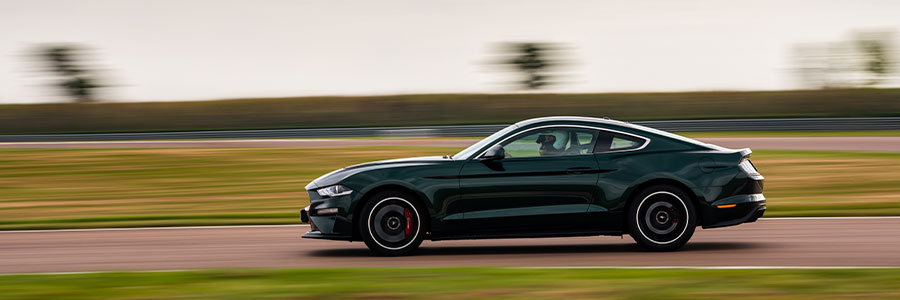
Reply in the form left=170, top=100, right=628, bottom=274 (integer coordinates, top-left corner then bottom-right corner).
left=2, top=88, right=899, bottom=134
left=0, top=147, right=447, bottom=229
left=1, top=146, right=899, bottom=230
left=1, top=267, right=899, bottom=299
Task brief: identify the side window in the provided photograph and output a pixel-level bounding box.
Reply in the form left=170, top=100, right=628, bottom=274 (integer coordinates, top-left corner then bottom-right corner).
left=594, top=131, right=646, bottom=153
left=571, top=131, right=598, bottom=155
left=502, top=133, right=542, bottom=158
left=498, top=127, right=599, bottom=158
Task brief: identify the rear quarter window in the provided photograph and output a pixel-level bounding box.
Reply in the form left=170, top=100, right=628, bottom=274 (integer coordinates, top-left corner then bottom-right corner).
left=594, top=131, right=646, bottom=153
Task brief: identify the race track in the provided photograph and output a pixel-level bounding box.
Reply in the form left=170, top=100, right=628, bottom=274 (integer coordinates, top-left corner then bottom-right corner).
left=2, top=218, right=898, bottom=274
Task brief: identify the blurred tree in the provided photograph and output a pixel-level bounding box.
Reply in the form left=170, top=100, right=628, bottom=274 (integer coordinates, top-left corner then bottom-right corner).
left=38, top=45, right=100, bottom=103
left=791, top=30, right=896, bottom=89
left=855, top=31, right=895, bottom=86
left=494, top=42, right=566, bottom=90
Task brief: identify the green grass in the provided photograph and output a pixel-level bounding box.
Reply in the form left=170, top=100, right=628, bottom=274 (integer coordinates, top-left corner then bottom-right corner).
left=1, top=147, right=899, bottom=230
left=0, top=146, right=455, bottom=230
left=751, top=150, right=900, bottom=216
left=1, top=267, right=899, bottom=299
left=2, top=88, right=900, bottom=134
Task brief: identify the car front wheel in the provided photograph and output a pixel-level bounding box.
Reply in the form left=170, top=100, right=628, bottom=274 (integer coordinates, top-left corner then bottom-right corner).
left=627, top=184, right=697, bottom=251
left=359, top=191, right=425, bottom=256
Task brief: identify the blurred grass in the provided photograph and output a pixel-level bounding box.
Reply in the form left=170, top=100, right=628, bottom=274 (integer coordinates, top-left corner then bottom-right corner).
left=1, top=147, right=899, bottom=230
left=2, top=267, right=899, bottom=299
left=2, top=88, right=900, bottom=134
left=0, top=146, right=449, bottom=230
left=750, top=150, right=900, bottom=217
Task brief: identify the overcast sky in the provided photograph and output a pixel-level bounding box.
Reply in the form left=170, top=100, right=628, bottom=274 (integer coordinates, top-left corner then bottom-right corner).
left=1, top=0, right=898, bottom=103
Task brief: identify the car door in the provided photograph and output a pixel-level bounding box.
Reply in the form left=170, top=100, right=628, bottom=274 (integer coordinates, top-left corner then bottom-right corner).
left=585, top=129, right=652, bottom=230
left=458, top=126, right=604, bottom=235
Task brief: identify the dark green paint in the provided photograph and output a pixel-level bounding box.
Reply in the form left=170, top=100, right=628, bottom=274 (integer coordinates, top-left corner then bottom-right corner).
left=304, top=117, right=765, bottom=241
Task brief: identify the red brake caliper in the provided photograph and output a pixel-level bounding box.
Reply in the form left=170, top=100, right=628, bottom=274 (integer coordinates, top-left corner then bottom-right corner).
left=670, top=208, right=679, bottom=224
left=404, top=208, right=413, bottom=236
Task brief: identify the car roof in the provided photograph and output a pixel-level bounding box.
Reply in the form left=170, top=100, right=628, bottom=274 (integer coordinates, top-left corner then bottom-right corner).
left=514, top=116, right=631, bottom=128
left=515, top=116, right=725, bottom=151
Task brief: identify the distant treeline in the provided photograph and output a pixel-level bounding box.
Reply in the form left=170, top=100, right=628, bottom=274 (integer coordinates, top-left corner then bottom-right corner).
left=1, top=89, right=899, bottom=134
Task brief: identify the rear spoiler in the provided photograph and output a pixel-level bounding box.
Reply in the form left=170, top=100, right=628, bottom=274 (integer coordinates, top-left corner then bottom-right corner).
left=717, top=147, right=752, bottom=165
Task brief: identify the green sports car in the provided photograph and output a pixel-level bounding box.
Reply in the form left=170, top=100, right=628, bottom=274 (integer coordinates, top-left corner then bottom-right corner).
left=301, top=116, right=765, bottom=255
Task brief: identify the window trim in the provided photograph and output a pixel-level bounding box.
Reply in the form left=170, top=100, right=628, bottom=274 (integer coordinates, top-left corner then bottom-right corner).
left=474, top=124, right=651, bottom=160
left=596, top=131, right=649, bottom=154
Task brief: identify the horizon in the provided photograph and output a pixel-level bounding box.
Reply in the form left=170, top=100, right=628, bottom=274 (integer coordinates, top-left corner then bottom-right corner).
left=2, top=87, right=895, bottom=107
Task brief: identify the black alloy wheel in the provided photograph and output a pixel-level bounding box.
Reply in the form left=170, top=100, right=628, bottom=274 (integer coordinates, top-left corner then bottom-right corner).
left=360, top=191, right=426, bottom=256
left=628, top=184, right=697, bottom=251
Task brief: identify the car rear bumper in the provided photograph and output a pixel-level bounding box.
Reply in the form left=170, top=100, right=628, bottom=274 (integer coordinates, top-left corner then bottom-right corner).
left=701, top=193, right=766, bottom=229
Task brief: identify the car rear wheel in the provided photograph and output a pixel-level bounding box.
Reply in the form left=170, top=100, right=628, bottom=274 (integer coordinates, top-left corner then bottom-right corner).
left=627, top=184, right=697, bottom=251
left=359, top=191, right=425, bottom=256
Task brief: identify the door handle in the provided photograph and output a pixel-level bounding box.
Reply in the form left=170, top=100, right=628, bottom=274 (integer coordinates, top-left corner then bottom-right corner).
left=566, top=167, right=592, bottom=175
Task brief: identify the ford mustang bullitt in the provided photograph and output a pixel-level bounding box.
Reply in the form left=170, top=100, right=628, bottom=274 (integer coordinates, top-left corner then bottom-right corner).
left=301, top=116, right=765, bottom=255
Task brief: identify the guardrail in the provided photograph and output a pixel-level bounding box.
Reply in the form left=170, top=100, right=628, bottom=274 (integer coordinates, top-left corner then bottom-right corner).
left=1, top=117, right=898, bottom=142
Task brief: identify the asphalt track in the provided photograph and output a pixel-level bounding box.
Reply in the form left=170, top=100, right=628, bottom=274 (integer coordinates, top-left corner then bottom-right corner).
left=0, top=137, right=899, bottom=152
left=2, top=218, right=899, bottom=274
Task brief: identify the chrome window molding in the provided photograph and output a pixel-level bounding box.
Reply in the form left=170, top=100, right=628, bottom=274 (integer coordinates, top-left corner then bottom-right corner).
left=473, top=124, right=651, bottom=160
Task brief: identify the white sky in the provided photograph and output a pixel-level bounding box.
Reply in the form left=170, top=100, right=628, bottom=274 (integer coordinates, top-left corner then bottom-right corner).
left=1, top=0, right=898, bottom=103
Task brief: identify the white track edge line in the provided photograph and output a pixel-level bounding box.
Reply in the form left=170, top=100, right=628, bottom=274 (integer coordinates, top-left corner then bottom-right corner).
left=513, top=266, right=900, bottom=270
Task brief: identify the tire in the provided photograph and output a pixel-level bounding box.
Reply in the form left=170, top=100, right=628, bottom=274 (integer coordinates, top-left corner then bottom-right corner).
left=359, top=190, right=426, bottom=256
left=627, top=184, right=697, bottom=251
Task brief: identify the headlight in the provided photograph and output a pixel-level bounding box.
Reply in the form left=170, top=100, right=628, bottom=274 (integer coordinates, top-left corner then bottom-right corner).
left=316, top=185, right=353, bottom=197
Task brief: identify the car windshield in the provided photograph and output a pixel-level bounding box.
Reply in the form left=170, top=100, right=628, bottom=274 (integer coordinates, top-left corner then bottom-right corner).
left=452, top=124, right=518, bottom=160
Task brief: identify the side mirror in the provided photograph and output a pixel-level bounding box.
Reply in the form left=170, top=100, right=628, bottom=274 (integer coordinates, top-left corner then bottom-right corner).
left=479, top=145, right=505, bottom=161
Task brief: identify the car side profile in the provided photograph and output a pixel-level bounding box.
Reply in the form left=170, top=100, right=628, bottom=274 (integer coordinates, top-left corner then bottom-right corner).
left=301, top=116, right=766, bottom=255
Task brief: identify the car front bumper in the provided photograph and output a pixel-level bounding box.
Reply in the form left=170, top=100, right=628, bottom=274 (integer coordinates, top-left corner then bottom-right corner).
left=300, top=193, right=355, bottom=241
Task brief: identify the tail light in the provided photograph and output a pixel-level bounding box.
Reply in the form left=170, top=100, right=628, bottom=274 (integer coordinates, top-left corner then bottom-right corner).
left=739, top=157, right=764, bottom=180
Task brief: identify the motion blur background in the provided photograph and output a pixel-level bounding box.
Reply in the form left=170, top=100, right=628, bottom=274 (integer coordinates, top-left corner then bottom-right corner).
left=2, top=1, right=900, bottom=299
left=2, top=0, right=899, bottom=103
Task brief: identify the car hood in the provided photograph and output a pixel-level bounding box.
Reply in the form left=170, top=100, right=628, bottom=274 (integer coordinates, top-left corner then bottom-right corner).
left=305, top=156, right=452, bottom=190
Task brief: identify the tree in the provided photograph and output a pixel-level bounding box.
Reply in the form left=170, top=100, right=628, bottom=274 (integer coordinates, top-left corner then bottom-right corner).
left=38, top=45, right=100, bottom=103
left=494, top=42, right=566, bottom=90
left=790, top=30, right=896, bottom=89
left=855, top=31, right=894, bottom=86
